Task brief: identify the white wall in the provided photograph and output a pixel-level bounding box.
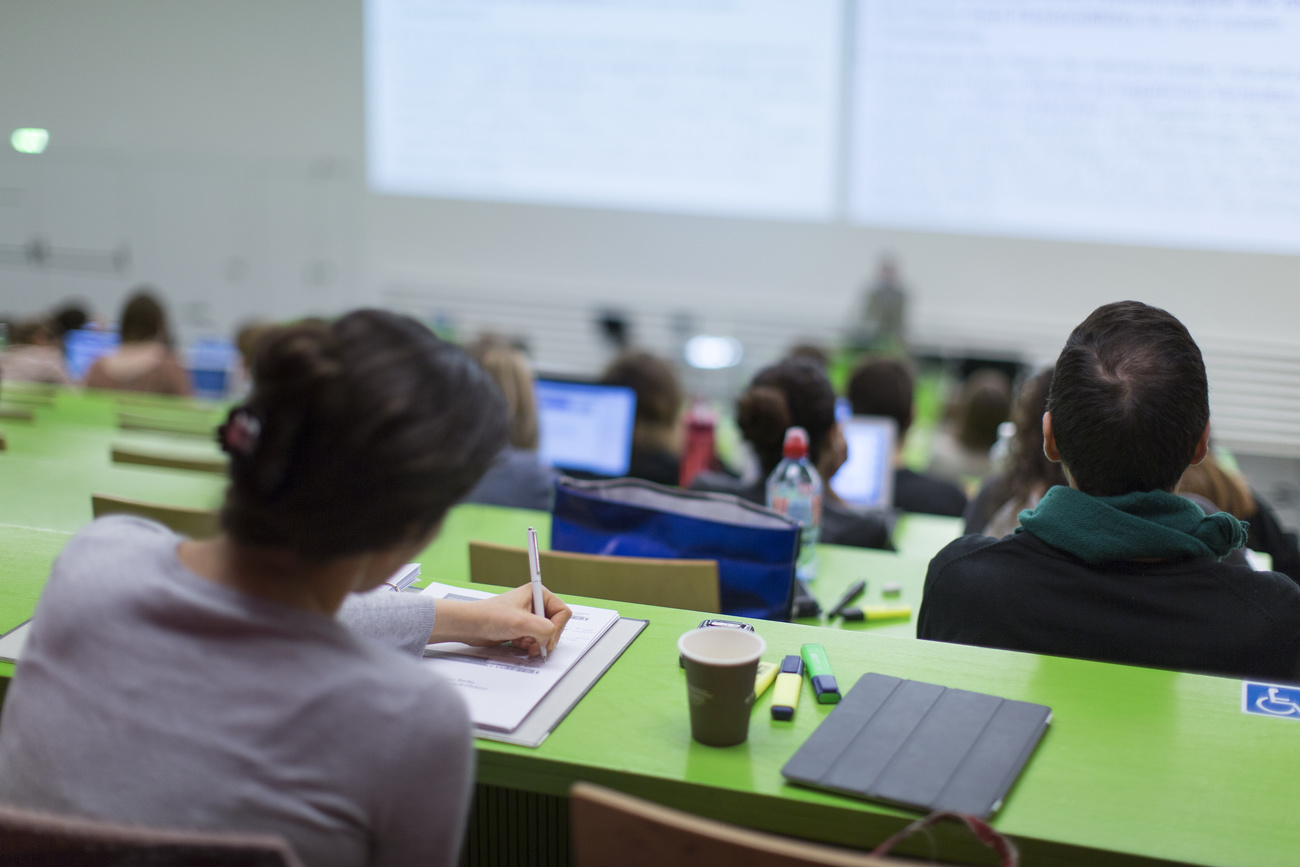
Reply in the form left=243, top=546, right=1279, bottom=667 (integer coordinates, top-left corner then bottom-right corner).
left=4, top=0, right=1300, bottom=451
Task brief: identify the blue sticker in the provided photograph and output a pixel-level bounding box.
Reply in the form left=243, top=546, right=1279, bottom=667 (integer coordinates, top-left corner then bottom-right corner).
left=1242, top=682, right=1300, bottom=720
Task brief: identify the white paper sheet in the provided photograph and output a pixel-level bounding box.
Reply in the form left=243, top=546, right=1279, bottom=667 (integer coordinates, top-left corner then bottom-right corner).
left=419, top=582, right=620, bottom=732
left=0, top=621, right=33, bottom=663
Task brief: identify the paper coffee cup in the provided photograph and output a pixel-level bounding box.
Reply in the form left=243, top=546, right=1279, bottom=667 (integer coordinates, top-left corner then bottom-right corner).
left=678, top=627, right=766, bottom=747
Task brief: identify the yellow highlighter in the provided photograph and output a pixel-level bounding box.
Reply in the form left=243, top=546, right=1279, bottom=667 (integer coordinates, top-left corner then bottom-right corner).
left=754, top=661, right=779, bottom=700
left=841, top=605, right=912, bottom=623
left=770, top=655, right=804, bottom=721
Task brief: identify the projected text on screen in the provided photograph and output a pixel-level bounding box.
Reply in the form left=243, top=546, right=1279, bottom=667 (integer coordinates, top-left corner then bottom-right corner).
left=848, top=0, right=1300, bottom=253
left=366, top=0, right=843, bottom=221
left=367, top=0, right=1300, bottom=254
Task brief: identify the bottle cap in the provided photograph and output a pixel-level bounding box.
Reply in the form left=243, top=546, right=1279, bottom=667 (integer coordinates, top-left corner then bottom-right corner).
left=782, top=426, right=809, bottom=459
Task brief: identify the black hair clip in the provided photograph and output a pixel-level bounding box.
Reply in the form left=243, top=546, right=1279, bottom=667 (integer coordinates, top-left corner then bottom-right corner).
left=217, top=408, right=262, bottom=458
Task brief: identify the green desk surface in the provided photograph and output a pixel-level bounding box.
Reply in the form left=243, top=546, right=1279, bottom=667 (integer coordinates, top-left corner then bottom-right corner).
left=892, top=511, right=962, bottom=559
left=1, top=527, right=1296, bottom=864
left=473, top=587, right=1296, bottom=867
left=0, top=389, right=226, bottom=532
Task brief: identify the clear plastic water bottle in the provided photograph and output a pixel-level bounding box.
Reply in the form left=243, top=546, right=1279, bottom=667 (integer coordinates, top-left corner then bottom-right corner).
left=766, top=426, right=823, bottom=583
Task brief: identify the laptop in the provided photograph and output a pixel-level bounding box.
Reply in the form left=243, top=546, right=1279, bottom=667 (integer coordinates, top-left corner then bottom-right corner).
left=782, top=673, right=1051, bottom=818
left=830, top=415, right=897, bottom=510
left=534, top=380, right=637, bottom=477
left=64, top=329, right=120, bottom=381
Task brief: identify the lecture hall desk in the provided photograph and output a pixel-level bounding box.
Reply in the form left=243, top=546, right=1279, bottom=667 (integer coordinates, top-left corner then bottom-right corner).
left=8, top=390, right=1294, bottom=865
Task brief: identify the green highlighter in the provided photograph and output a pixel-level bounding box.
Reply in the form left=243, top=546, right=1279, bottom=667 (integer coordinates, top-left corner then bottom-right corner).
left=801, top=643, right=841, bottom=704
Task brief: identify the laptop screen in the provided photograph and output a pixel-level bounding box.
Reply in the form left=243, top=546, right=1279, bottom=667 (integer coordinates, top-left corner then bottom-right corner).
left=535, top=380, right=637, bottom=476
left=64, top=329, right=120, bottom=382
left=830, top=415, right=897, bottom=510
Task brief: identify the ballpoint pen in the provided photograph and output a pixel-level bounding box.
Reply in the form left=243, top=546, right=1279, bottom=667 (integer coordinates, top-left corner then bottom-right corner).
left=527, top=526, right=548, bottom=661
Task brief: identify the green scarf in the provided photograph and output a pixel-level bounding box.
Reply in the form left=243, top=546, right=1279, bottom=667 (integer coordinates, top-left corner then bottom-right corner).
left=1016, top=486, right=1247, bottom=564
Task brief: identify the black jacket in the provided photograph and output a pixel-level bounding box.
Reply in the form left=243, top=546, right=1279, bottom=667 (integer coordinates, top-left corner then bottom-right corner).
left=918, top=531, right=1300, bottom=682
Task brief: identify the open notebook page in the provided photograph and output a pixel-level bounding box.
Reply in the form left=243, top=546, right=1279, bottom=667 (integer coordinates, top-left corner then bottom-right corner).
left=419, top=582, right=620, bottom=732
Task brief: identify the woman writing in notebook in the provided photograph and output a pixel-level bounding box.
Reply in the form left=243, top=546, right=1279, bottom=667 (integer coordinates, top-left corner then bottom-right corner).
left=0, top=311, right=571, bottom=867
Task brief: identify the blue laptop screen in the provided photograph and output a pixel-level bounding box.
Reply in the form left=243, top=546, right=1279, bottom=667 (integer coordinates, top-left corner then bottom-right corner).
left=535, top=380, right=637, bottom=477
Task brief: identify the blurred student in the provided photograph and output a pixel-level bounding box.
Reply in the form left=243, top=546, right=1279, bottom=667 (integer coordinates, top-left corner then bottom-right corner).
left=462, top=335, right=556, bottom=510
left=927, top=368, right=1011, bottom=485
left=600, top=350, right=684, bottom=487
left=84, top=289, right=192, bottom=396
left=0, top=311, right=571, bottom=867
left=846, top=357, right=967, bottom=517
left=918, top=301, right=1300, bottom=682
left=693, top=359, right=893, bottom=551
left=0, top=319, right=72, bottom=385
left=1180, top=450, right=1300, bottom=585
left=963, top=367, right=1065, bottom=538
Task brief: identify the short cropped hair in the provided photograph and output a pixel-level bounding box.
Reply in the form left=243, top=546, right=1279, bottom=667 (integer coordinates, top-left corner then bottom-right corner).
left=1048, top=301, right=1209, bottom=497
left=847, top=357, right=914, bottom=436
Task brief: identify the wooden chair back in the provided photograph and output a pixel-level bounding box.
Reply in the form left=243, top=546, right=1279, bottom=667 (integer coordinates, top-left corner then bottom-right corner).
left=570, top=783, right=900, bottom=867
left=0, top=406, right=35, bottom=422
left=111, top=444, right=228, bottom=475
left=469, top=541, right=720, bottom=612
left=117, top=411, right=217, bottom=438
left=91, top=493, right=219, bottom=538
left=0, top=802, right=305, bottom=866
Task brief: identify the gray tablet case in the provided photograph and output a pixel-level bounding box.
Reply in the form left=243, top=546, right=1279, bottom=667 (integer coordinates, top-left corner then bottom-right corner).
left=781, top=673, right=1051, bottom=818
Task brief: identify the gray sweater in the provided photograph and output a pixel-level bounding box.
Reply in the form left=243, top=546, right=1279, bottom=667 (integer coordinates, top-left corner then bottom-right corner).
left=0, top=516, right=473, bottom=867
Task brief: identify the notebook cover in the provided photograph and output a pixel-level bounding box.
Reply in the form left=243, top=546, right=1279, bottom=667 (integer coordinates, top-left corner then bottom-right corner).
left=781, top=673, right=1051, bottom=818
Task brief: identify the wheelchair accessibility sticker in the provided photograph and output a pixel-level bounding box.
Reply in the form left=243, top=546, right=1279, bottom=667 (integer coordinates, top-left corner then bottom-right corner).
left=1242, top=682, right=1300, bottom=720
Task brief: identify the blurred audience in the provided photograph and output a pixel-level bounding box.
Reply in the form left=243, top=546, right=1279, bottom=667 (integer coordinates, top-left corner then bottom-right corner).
left=84, top=290, right=192, bottom=395
left=693, top=358, right=893, bottom=551
left=0, top=320, right=72, bottom=385
left=600, top=350, right=684, bottom=487
left=1180, top=450, right=1300, bottom=584
left=461, top=335, right=556, bottom=511
left=927, top=368, right=1012, bottom=484
left=964, top=368, right=1065, bottom=537
left=784, top=342, right=831, bottom=370
left=846, top=357, right=967, bottom=517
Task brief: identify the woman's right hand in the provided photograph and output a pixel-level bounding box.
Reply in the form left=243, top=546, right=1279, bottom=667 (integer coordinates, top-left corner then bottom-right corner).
left=429, top=584, right=572, bottom=657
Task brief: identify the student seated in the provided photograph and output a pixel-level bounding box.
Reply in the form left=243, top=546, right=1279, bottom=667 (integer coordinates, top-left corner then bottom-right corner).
left=0, top=319, right=72, bottom=385
left=600, top=350, right=685, bottom=487
left=963, top=367, right=1065, bottom=538
left=0, top=311, right=571, bottom=867
left=846, top=357, right=967, bottom=517
left=84, top=289, right=192, bottom=395
left=692, top=359, right=893, bottom=551
left=1179, top=449, right=1300, bottom=585
left=926, top=368, right=1011, bottom=485
left=462, top=335, right=557, bottom=510
left=918, top=301, right=1300, bottom=682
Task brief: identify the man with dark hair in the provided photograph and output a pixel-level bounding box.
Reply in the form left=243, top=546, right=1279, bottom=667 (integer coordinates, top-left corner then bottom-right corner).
left=846, top=357, right=967, bottom=517
left=918, top=301, right=1300, bottom=681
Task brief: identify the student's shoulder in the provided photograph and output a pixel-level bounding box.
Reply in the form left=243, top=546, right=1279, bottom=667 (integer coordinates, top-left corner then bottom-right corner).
left=894, top=468, right=967, bottom=517
left=58, top=515, right=177, bottom=569
left=929, top=531, right=1027, bottom=573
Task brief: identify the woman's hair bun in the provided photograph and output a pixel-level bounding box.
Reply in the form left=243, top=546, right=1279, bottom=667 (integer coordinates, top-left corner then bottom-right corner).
left=251, top=321, right=343, bottom=406
left=220, top=310, right=509, bottom=560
